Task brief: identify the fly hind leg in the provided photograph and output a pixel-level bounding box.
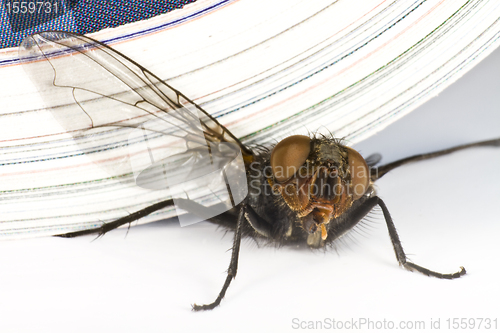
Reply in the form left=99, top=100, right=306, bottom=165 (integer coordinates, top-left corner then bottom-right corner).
left=56, top=199, right=175, bottom=238
left=373, top=137, right=500, bottom=180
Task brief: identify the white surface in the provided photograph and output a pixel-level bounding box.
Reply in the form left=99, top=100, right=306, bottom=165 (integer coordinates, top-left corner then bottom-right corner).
left=0, top=35, right=499, bottom=333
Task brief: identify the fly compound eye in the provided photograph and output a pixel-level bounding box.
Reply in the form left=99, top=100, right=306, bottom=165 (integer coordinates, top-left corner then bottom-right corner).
left=270, top=135, right=311, bottom=183
left=346, top=147, right=369, bottom=200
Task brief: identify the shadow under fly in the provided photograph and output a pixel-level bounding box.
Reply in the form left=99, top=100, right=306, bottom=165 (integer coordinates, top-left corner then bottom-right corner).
left=19, top=31, right=500, bottom=311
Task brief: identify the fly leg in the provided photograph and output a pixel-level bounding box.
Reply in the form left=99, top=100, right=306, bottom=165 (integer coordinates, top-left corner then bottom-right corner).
left=56, top=196, right=246, bottom=310
left=373, top=137, right=500, bottom=180
left=192, top=203, right=246, bottom=311
left=56, top=199, right=175, bottom=238
left=331, top=195, right=464, bottom=278
left=57, top=197, right=238, bottom=238
left=373, top=196, right=465, bottom=279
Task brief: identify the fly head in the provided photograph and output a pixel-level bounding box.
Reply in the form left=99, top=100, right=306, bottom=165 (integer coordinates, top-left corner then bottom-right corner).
left=268, top=135, right=370, bottom=246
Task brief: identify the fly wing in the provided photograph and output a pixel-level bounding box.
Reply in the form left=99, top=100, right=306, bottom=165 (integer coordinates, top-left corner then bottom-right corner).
left=19, top=31, right=251, bottom=226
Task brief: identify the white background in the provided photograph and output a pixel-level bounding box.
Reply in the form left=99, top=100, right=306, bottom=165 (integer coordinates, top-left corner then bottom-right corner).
left=1, top=37, right=499, bottom=333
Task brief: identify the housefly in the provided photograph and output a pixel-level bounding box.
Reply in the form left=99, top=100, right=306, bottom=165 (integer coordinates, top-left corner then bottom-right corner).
left=19, top=31, right=500, bottom=311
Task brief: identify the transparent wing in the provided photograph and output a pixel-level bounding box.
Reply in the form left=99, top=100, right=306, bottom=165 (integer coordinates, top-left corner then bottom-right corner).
left=19, top=31, right=251, bottom=226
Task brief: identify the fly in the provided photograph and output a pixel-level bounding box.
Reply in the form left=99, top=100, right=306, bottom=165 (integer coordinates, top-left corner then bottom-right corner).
left=19, top=31, right=500, bottom=311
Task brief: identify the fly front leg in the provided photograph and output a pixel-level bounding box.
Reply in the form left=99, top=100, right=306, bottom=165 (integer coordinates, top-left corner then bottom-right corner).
left=373, top=197, right=466, bottom=279
left=192, top=203, right=246, bottom=311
